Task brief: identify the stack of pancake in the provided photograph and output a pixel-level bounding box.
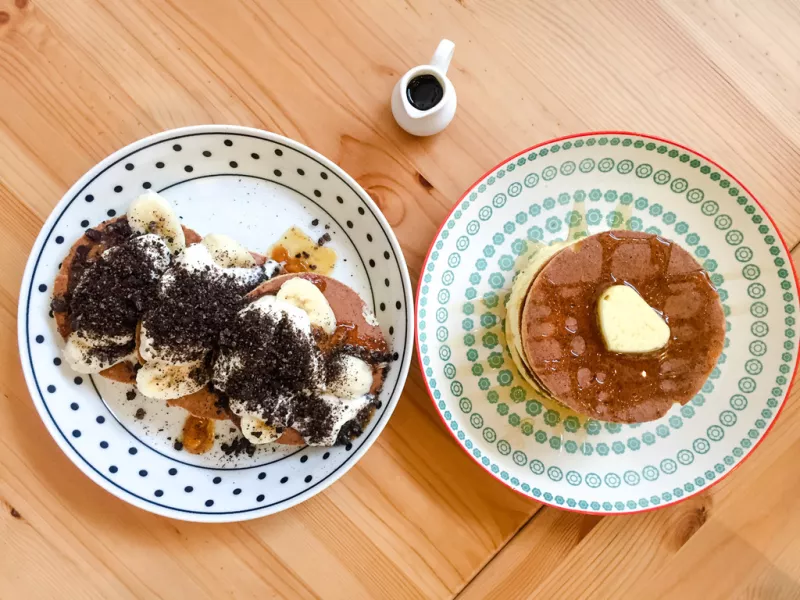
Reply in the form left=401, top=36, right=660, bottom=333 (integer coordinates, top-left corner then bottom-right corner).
left=505, top=230, right=725, bottom=423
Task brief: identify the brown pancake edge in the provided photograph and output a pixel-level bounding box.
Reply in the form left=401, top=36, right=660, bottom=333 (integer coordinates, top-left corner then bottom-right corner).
left=247, top=273, right=386, bottom=349
left=520, top=230, right=725, bottom=424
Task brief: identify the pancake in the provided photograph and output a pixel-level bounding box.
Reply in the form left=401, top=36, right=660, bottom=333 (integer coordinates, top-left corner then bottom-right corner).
left=247, top=273, right=387, bottom=356
left=54, top=215, right=268, bottom=407
left=504, top=241, right=569, bottom=399
left=135, top=242, right=271, bottom=421
left=233, top=273, right=388, bottom=445
left=51, top=217, right=202, bottom=384
left=518, top=230, right=724, bottom=423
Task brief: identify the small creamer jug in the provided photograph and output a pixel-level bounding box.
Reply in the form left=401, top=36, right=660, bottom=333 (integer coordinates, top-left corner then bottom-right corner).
left=391, top=39, right=457, bottom=137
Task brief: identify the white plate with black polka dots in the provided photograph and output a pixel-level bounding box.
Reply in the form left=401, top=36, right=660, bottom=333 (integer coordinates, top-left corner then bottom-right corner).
left=18, top=125, right=413, bottom=522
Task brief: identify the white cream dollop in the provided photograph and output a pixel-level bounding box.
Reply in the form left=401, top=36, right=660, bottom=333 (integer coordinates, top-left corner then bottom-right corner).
left=299, top=394, right=373, bottom=447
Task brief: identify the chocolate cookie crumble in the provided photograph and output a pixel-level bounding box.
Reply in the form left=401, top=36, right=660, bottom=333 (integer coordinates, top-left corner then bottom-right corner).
left=216, top=308, right=320, bottom=409
left=69, top=235, right=171, bottom=339
left=220, top=436, right=256, bottom=457
left=142, top=262, right=269, bottom=362
left=215, top=306, right=356, bottom=444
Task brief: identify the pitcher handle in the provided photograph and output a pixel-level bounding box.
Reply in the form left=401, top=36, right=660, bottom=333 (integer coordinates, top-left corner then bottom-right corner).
left=430, top=39, right=455, bottom=74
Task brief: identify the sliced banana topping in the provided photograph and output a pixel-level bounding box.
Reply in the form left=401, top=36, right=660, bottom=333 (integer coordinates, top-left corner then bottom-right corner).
left=63, top=331, right=134, bottom=373
left=276, top=277, right=336, bottom=334
left=201, top=233, right=256, bottom=268
left=136, top=360, right=206, bottom=400
left=240, top=416, right=281, bottom=445
left=327, top=355, right=373, bottom=399
left=127, top=192, right=185, bottom=253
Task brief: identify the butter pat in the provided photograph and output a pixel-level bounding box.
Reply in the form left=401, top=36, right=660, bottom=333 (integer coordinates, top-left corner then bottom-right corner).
left=597, top=284, right=670, bottom=353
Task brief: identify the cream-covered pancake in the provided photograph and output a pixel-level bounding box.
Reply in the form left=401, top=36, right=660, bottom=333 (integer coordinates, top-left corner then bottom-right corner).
left=212, top=273, right=390, bottom=447
left=53, top=192, right=394, bottom=450
left=50, top=199, right=204, bottom=384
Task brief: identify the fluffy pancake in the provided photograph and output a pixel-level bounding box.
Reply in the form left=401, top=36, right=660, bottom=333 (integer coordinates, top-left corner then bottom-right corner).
left=247, top=273, right=387, bottom=356
left=234, top=273, right=387, bottom=445
left=519, top=230, right=724, bottom=423
left=505, top=241, right=569, bottom=398
left=51, top=217, right=202, bottom=384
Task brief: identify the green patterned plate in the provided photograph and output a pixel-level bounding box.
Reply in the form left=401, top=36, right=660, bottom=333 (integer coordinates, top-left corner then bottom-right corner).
left=415, top=132, right=799, bottom=513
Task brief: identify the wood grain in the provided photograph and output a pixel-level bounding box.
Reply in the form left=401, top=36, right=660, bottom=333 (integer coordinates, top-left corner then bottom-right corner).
left=2, top=0, right=800, bottom=598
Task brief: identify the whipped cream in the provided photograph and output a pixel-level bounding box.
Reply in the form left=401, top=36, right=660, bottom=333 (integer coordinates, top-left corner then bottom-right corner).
left=297, top=394, right=373, bottom=447
left=327, top=355, right=373, bottom=399
left=164, top=243, right=276, bottom=290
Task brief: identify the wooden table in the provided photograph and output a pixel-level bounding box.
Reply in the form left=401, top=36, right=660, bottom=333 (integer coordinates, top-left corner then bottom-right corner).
left=2, top=0, right=800, bottom=598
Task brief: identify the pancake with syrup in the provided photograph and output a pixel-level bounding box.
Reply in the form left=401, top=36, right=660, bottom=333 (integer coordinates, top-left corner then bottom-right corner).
left=508, top=230, right=725, bottom=423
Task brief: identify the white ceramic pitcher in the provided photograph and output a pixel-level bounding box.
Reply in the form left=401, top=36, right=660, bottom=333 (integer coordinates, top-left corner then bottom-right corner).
left=391, top=39, right=457, bottom=137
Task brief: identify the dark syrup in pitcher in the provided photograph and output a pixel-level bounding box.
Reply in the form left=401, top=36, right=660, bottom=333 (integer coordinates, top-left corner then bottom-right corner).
left=406, top=74, right=444, bottom=110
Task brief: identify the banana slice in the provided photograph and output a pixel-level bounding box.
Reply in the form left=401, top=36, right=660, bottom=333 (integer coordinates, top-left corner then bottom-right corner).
left=127, top=192, right=185, bottom=253
left=276, top=277, right=336, bottom=334
left=201, top=233, right=256, bottom=268
left=64, top=331, right=134, bottom=373
left=136, top=360, right=206, bottom=400
left=240, top=416, right=281, bottom=445
left=327, top=354, right=373, bottom=399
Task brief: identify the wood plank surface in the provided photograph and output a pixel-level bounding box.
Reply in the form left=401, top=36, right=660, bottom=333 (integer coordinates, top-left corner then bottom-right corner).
left=1, top=0, right=799, bottom=598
